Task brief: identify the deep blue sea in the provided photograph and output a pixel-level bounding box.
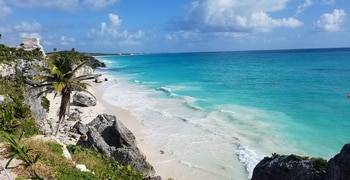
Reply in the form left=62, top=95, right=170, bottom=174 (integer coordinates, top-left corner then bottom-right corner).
left=96, top=48, right=350, bottom=179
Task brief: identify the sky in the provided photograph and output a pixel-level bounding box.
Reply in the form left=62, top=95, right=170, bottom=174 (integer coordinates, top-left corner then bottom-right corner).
left=0, top=0, right=349, bottom=53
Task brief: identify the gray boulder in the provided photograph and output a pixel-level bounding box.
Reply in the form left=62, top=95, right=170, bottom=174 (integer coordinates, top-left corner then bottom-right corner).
left=74, top=114, right=156, bottom=178
left=72, top=92, right=96, bottom=107
left=68, top=111, right=81, bottom=121
left=252, top=155, right=325, bottom=180
left=324, top=143, right=350, bottom=180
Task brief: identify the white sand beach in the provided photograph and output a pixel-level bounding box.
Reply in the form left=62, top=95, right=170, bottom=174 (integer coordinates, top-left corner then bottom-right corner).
left=45, top=78, right=230, bottom=180
left=45, top=81, right=177, bottom=179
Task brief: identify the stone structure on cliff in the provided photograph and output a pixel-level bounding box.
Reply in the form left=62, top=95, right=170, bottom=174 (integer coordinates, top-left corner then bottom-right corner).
left=252, top=143, right=350, bottom=180
left=21, top=37, right=46, bottom=57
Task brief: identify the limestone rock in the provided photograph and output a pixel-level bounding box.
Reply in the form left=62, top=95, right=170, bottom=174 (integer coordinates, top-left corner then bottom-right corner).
left=324, top=143, right=350, bottom=180
left=252, top=155, right=325, bottom=180
left=75, top=114, right=156, bottom=178
left=23, top=87, right=47, bottom=121
left=68, top=111, right=81, bottom=121
left=72, top=92, right=96, bottom=107
left=0, top=63, right=16, bottom=78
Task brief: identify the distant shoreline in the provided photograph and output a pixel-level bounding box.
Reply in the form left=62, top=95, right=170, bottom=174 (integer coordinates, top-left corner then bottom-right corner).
left=86, top=47, right=350, bottom=57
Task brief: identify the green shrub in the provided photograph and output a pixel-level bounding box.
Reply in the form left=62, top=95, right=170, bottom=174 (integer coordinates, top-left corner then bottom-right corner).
left=17, top=117, right=40, bottom=136
left=66, top=145, right=143, bottom=180
left=0, top=77, right=39, bottom=136
left=41, top=96, right=50, bottom=113
left=310, top=157, right=328, bottom=171
left=48, top=143, right=63, bottom=155
left=0, top=103, right=19, bottom=133
left=57, top=168, right=97, bottom=180
left=271, top=152, right=281, bottom=159
left=290, top=154, right=309, bottom=161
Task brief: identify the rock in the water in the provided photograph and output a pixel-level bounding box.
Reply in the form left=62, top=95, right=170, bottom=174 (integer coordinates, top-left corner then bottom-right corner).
left=72, top=92, right=96, bottom=107
left=252, top=155, right=325, bottom=180
left=324, top=143, right=350, bottom=180
left=75, top=114, right=156, bottom=178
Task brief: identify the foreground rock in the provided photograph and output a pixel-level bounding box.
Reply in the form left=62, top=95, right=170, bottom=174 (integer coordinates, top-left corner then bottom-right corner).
left=252, top=143, right=350, bottom=180
left=324, top=143, right=350, bottom=180
left=73, top=114, right=158, bottom=179
left=252, top=155, right=325, bottom=180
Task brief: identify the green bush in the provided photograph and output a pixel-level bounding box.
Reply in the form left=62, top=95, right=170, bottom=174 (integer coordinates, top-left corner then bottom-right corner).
left=17, top=117, right=40, bottom=136
left=310, top=157, right=328, bottom=171
left=0, top=77, right=39, bottom=136
left=41, top=96, right=50, bottom=113
left=290, top=154, right=309, bottom=161
left=66, top=145, right=143, bottom=180
left=271, top=152, right=281, bottom=159
left=48, top=143, right=63, bottom=155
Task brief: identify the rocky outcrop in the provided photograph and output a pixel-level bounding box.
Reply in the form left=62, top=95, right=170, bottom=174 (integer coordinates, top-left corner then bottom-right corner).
left=84, top=55, right=106, bottom=69
left=0, top=63, right=16, bottom=79
left=324, top=143, right=350, bottom=180
left=23, top=87, right=47, bottom=121
left=252, top=155, right=325, bottom=180
left=74, top=64, right=94, bottom=77
left=72, top=92, right=96, bottom=107
left=252, top=143, right=350, bottom=180
left=0, top=59, right=48, bottom=121
left=73, top=114, right=157, bottom=178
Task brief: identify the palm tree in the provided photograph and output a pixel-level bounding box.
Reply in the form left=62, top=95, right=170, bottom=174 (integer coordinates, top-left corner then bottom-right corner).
left=34, top=51, right=96, bottom=136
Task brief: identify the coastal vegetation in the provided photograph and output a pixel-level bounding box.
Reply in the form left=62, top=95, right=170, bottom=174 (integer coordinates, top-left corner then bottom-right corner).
left=0, top=43, right=142, bottom=179
left=0, top=44, right=44, bottom=63
left=34, top=50, right=96, bottom=136
left=270, top=153, right=328, bottom=171
left=0, top=76, right=40, bottom=136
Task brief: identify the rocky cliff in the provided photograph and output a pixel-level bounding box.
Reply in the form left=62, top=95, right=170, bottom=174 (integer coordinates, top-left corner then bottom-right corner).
left=252, top=143, right=350, bottom=180
left=73, top=114, right=157, bottom=179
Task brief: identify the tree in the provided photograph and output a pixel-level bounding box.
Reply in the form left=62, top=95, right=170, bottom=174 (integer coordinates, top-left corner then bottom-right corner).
left=34, top=51, right=96, bottom=135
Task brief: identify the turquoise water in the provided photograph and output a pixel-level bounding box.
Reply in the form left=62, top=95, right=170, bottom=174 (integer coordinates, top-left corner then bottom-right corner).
left=96, top=48, right=350, bottom=179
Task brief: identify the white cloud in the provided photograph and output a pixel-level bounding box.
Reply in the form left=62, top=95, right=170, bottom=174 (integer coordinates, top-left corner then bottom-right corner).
left=7, top=0, right=79, bottom=11
left=20, top=33, right=41, bottom=39
left=109, top=13, right=122, bottom=28
left=0, top=0, right=11, bottom=20
left=296, top=0, right=313, bottom=15
left=7, top=0, right=118, bottom=11
left=14, top=21, right=42, bottom=32
left=174, top=0, right=302, bottom=33
left=88, top=13, right=145, bottom=46
left=60, top=35, right=76, bottom=45
left=83, top=0, right=118, bottom=10
left=314, top=9, right=346, bottom=32
left=250, top=12, right=302, bottom=32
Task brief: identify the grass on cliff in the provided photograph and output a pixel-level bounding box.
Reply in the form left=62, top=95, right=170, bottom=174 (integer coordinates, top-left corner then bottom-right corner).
left=2, top=138, right=142, bottom=180
left=0, top=76, right=40, bottom=137
left=270, top=153, right=328, bottom=171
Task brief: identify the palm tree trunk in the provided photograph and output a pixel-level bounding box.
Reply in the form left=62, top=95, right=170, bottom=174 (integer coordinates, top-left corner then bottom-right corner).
left=54, top=90, right=71, bottom=136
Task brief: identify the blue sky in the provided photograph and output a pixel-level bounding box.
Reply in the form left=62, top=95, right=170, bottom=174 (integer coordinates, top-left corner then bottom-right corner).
left=0, top=0, right=349, bottom=53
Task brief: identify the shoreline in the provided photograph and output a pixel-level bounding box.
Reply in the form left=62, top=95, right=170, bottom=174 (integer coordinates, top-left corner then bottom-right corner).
left=91, top=81, right=180, bottom=179
left=89, top=77, right=248, bottom=180
left=46, top=80, right=177, bottom=179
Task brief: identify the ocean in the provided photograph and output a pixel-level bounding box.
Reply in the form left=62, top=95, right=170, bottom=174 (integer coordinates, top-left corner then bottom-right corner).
left=95, top=48, right=350, bottom=179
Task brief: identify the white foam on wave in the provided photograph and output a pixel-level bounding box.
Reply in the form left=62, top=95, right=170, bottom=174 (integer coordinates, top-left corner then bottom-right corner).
left=235, top=145, right=261, bottom=178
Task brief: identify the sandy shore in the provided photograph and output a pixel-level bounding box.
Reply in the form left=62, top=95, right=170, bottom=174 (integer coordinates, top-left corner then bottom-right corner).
left=46, top=81, right=176, bottom=179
